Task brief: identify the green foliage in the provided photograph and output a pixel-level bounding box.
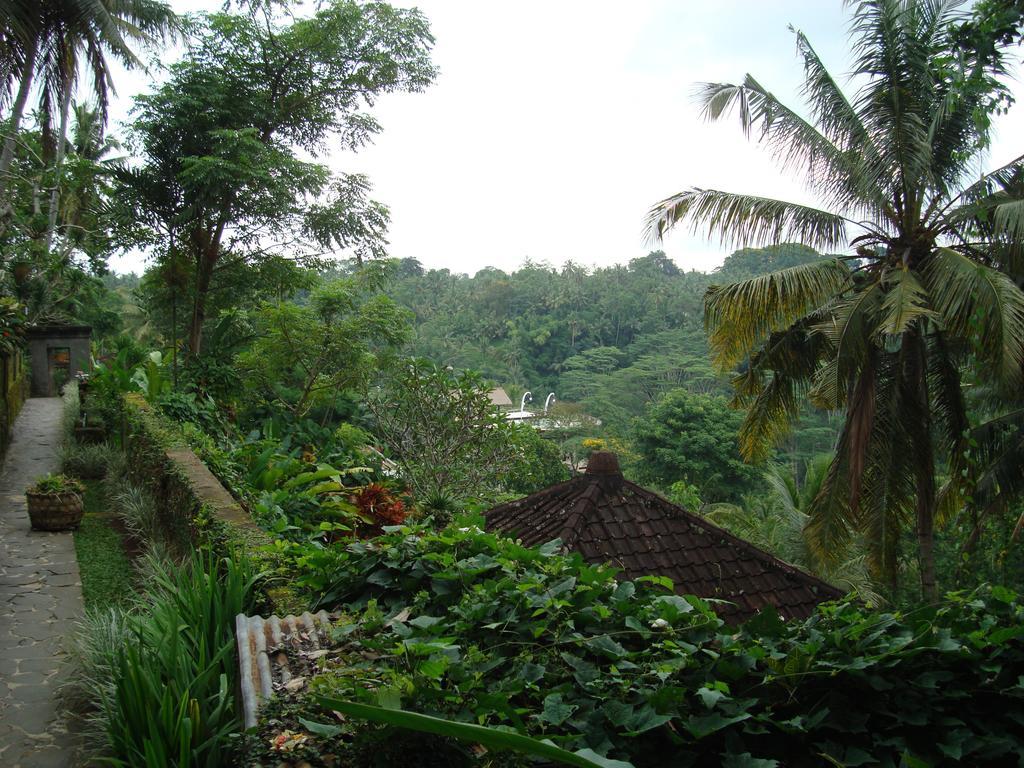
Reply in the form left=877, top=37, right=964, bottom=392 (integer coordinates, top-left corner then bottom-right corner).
left=646, top=0, right=1024, bottom=601
left=702, top=457, right=881, bottom=602
left=92, top=338, right=148, bottom=396
left=383, top=249, right=836, bottom=473
left=278, top=523, right=1024, bottom=767
left=61, top=441, right=114, bottom=480
left=316, top=700, right=634, bottom=768
left=0, top=297, right=25, bottom=353
left=631, top=389, right=760, bottom=503
left=120, top=0, right=436, bottom=354
left=73, top=481, right=136, bottom=610
left=237, top=266, right=411, bottom=418
left=29, top=472, right=85, bottom=495
left=104, top=462, right=164, bottom=549
left=74, top=550, right=259, bottom=767
left=61, top=377, right=81, bottom=435
left=367, top=359, right=519, bottom=505
left=665, top=480, right=702, bottom=510
left=504, top=425, right=570, bottom=495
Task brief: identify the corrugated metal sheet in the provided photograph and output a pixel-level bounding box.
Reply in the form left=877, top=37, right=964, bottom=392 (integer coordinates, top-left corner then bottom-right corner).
left=235, top=611, right=334, bottom=729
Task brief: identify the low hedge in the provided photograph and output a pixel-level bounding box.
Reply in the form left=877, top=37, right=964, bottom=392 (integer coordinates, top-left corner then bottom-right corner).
left=120, top=393, right=304, bottom=613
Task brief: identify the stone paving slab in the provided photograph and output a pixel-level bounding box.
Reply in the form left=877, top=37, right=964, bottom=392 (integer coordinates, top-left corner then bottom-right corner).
left=0, top=398, right=83, bottom=767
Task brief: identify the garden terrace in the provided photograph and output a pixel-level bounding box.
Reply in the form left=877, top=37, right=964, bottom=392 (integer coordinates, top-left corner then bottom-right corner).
left=120, top=392, right=303, bottom=613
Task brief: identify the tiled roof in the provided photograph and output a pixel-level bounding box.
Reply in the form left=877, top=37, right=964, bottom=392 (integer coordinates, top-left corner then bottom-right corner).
left=485, top=452, right=842, bottom=624
left=488, top=387, right=513, bottom=407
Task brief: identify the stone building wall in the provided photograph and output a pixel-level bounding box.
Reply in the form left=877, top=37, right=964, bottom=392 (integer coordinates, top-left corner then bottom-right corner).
left=25, top=325, right=91, bottom=397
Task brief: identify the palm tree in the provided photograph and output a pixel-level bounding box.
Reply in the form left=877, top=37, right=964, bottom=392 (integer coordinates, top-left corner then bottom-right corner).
left=645, top=0, right=1024, bottom=601
left=705, top=455, right=882, bottom=603
left=0, top=0, right=177, bottom=212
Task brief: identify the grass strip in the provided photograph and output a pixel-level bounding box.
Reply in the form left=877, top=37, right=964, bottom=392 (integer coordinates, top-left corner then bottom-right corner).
left=73, top=480, right=136, bottom=609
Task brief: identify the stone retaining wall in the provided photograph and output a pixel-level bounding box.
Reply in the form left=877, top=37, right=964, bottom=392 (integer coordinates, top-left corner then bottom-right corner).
left=121, top=393, right=302, bottom=613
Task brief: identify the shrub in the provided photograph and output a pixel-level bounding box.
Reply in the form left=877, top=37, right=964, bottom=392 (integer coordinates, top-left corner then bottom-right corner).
left=68, top=550, right=260, bottom=767
left=29, top=473, right=85, bottom=496
left=62, top=379, right=81, bottom=435
left=62, top=442, right=114, bottom=480
left=107, top=480, right=162, bottom=545
left=278, top=522, right=1024, bottom=768
left=64, top=608, right=134, bottom=754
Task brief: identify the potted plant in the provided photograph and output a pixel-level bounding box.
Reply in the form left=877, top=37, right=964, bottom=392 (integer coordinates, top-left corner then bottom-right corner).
left=26, top=474, right=86, bottom=531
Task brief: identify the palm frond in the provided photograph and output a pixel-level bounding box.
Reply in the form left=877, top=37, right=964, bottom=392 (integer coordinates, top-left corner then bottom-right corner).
left=810, top=279, right=883, bottom=409
left=966, top=407, right=1024, bottom=511
left=735, top=372, right=802, bottom=463
left=805, top=447, right=858, bottom=572
left=793, top=27, right=875, bottom=154
left=644, top=187, right=850, bottom=251
left=992, top=197, right=1024, bottom=243
left=876, top=267, right=935, bottom=337
left=703, top=258, right=851, bottom=371
left=731, top=319, right=829, bottom=461
left=926, top=330, right=968, bottom=458
left=925, top=247, right=1024, bottom=387
left=695, top=76, right=884, bottom=217
left=848, top=0, right=951, bottom=206
left=943, top=152, right=1024, bottom=218
left=856, top=348, right=917, bottom=587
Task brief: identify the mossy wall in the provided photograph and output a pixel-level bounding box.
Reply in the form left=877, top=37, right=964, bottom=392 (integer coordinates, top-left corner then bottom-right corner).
left=0, top=350, right=29, bottom=459
left=121, top=393, right=303, bottom=614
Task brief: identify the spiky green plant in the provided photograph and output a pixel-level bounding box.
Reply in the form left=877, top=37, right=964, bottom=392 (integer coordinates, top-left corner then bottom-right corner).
left=67, top=550, right=260, bottom=767
left=645, top=0, right=1024, bottom=601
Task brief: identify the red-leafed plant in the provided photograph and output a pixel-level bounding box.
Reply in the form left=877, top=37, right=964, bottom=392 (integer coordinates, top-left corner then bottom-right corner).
left=353, top=483, right=406, bottom=527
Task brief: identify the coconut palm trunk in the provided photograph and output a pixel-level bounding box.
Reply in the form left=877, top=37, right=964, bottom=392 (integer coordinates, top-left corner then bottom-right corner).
left=43, top=86, right=73, bottom=253
left=0, top=35, right=38, bottom=206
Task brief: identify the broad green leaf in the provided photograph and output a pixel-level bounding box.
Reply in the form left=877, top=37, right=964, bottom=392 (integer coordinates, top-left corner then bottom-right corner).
left=520, top=662, right=546, bottom=683
left=587, top=635, right=628, bottom=660
left=684, top=712, right=751, bottom=739
left=722, top=753, right=779, bottom=768
left=697, top=687, right=727, bottom=709
left=541, top=693, right=577, bottom=725
left=297, top=716, right=343, bottom=738
left=316, top=698, right=635, bottom=768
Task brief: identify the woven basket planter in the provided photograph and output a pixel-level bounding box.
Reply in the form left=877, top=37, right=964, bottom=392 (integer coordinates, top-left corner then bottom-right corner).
left=26, top=491, right=84, bottom=531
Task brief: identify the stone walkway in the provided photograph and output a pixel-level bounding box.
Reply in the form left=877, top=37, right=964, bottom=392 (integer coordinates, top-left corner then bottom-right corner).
left=0, top=398, right=82, bottom=767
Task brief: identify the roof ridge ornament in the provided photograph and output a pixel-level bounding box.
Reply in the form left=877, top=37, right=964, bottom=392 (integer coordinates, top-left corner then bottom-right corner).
left=585, top=451, right=621, bottom=477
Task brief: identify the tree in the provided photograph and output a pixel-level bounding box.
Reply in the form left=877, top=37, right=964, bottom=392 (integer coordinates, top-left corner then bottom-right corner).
left=120, top=1, right=436, bottom=356
left=504, top=426, right=570, bottom=496
left=0, top=115, right=124, bottom=324
left=367, top=360, right=518, bottom=504
left=630, top=389, right=760, bottom=503
left=0, top=0, right=177, bottom=211
left=237, top=264, right=410, bottom=420
left=644, top=0, right=1024, bottom=600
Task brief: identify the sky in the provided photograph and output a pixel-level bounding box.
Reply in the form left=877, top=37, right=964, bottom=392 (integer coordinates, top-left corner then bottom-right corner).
left=105, top=0, right=1024, bottom=276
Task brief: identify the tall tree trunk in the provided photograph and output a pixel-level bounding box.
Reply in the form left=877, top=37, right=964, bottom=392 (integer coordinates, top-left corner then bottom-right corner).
left=912, top=330, right=938, bottom=603
left=187, top=243, right=217, bottom=357
left=0, top=37, right=39, bottom=206
left=43, top=87, right=73, bottom=253
left=917, top=458, right=937, bottom=602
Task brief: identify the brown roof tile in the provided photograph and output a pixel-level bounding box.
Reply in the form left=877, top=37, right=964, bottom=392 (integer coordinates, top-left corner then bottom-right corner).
left=486, top=452, right=843, bottom=624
